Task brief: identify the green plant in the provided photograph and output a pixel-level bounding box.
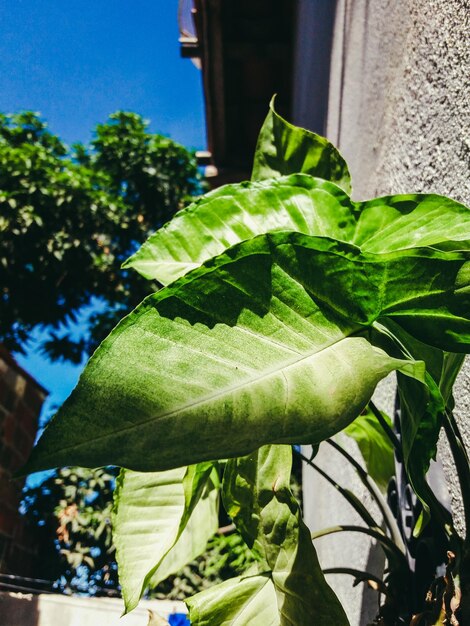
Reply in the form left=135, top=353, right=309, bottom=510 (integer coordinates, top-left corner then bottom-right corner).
left=22, top=101, right=470, bottom=624
left=0, top=111, right=202, bottom=362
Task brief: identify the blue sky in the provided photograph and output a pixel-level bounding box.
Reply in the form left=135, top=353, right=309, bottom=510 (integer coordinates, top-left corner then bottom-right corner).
left=0, top=0, right=206, bottom=446
left=0, top=1, right=205, bottom=148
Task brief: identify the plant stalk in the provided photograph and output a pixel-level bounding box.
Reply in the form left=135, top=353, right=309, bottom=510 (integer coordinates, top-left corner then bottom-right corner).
left=368, top=400, right=402, bottom=461
left=326, top=439, right=406, bottom=554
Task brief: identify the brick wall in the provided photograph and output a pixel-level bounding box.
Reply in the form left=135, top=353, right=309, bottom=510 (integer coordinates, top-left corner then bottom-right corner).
left=0, top=346, right=47, bottom=575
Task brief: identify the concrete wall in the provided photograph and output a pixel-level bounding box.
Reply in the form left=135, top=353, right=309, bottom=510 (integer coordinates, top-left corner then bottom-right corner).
left=296, top=1, right=469, bottom=624
left=0, top=592, right=187, bottom=626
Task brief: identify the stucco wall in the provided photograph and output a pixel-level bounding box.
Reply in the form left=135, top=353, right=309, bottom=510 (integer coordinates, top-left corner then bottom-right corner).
left=296, top=1, right=469, bottom=624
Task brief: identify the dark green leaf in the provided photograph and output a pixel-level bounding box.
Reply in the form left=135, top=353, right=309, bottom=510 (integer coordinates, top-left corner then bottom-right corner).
left=379, top=320, right=465, bottom=535
left=0, top=110, right=202, bottom=361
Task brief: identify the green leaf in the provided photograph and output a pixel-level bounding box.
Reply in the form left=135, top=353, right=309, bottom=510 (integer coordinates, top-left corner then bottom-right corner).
left=352, top=194, right=470, bottom=253
left=148, top=469, right=219, bottom=588
left=397, top=369, right=450, bottom=535
left=343, top=407, right=395, bottom=491
left=187, top=573, right=280, bottom=626
left=222, top=445, right=349, bottom=625
left=22, top=234, right=446, bottom=475
left=123, top=175, right=352, bottom=284
left=124, top=174, right=470, bottom=287
left=251, top=97, right=351, bottom=193
left=113, top=464, right=218, bottom=612
left=378, top=320, right=465, bottom=535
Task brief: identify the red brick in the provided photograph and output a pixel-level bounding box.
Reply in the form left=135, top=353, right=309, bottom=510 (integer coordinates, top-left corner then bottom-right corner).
left=0, top=443, right=13, bottom=471
left=0, top=444, right=24, bottom=473
left=9, top=446, right=26, bottom=471
left=13, top=403, right=38, bottom=439
left=23, top=383, right=46, bottom=414
left=0, top=386, right=18, bottom=414
left=0, top=479, right=20, bottom=509
left=0, top=379, right=10, bottom=406
left=0, top=508, right=17, bottom=537
left=13, top=426, right=35, bottom=460
left=2, top=414, right=16, bottom=446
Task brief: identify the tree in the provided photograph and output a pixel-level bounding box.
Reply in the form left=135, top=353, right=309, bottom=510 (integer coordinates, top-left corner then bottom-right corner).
left=0, top=111, right=203, bottom=362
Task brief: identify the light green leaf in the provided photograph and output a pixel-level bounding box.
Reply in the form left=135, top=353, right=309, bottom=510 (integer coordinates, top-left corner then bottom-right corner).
left=343, top=407, right=395, bottom=491
left=124, top=174, right=470, bottom=287
left=148, top=470, right=219, bottom=588
left=21, top=234, right=451, bottom=475
left=222, top=445, right=349, bottom=625
left=252, top=97, right=351, bottom=193
left=187, top=573, right=280, bottom=626
left=113, top=464, right=218, bottom=612
left=352, top=194, right=470, bottom=253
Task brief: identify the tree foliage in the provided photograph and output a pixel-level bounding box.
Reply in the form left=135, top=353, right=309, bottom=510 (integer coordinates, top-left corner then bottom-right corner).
left=22, top=466, right=119, bottom=595
left=0, top=111, right=202, bottom=362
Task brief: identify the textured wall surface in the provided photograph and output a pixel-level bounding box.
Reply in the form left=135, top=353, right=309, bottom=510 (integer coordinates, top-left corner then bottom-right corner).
left=297, top=1, right=469, bottom=624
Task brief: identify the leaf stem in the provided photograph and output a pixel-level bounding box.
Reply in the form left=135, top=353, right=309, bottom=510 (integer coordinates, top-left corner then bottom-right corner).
left=322, top=567, right=389, bottom=596
left=311, top=525, right=408, bottom=570
left=325, top=439, right=406, bottom=554
left=443, top=410, right=470, bottom=549
left=298, top=451, right=380, bottom=529
left=368, top=401, right=402, bottom=461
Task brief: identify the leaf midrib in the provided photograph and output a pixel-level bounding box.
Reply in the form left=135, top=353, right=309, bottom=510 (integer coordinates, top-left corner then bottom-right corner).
left=41, top=328, right=364, bottom=461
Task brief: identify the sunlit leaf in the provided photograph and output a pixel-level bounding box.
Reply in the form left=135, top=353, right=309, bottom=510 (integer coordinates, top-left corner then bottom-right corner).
left=221, top=445, right=350, bottom=625
left=147, top=610, right=170, bottom=626
left=125, top=173, right=470, bottom=286
left=187, top=572, right=279, bottom=626
left=113, top=464, right=218, bottom=612
left=252, top=97, right=351, bottom=193
left=20, top=234, right=459, bottom=475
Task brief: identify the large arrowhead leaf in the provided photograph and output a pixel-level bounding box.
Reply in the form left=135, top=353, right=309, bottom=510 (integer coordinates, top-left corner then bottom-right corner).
left=24, top=233, right=469, bottom=474
left=124, top=173, right=470, bottom=286
left=251, top=97, right=351, bottom=193
left=221, top=444, right=350, bottom=625
left=113, top=463, right=218, bottom=612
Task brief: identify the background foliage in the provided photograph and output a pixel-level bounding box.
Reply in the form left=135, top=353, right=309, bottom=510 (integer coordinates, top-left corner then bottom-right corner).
left=22, top=466, right=256, bottom=598
left=0, top=110, right=203, bottom=362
